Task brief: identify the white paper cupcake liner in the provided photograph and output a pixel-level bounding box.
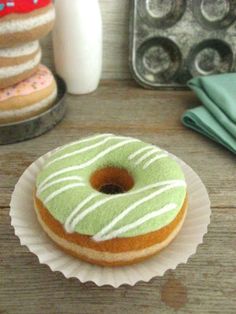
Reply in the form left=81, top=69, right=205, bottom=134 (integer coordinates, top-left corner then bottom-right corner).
left=10, top=150, right=211, bottom=287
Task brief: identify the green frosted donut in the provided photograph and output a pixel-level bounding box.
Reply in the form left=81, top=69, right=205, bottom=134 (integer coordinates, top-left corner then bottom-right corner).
left=36, top=134, right=187, bottom=241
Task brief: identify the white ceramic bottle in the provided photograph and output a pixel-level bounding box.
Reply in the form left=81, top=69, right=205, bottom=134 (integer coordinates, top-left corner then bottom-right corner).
left=53, top=0, right=102, bottom=94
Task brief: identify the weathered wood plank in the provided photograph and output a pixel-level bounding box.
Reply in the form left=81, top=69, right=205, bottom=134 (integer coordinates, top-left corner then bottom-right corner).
left=0, top=81, right=235, bottom=313
left=0, top=206, right=236, bottom=314
left=0, top=81, right=235, bottom=208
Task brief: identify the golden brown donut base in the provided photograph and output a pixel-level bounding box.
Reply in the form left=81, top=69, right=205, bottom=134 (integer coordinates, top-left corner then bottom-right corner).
left=0, top=80, right=56, bottom=110
left=0, top=64, right=39, bottom=90
left=34, top=193, right=188, bottom=266
left=0, top=80, right=57, bottom=124
left=0, top=5, right=54, bottom=47
left=0, top=48, right=41, bottom=67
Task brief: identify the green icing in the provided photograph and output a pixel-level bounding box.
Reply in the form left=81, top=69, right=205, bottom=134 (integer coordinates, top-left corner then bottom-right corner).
left=36, top=134, right=186, bottom=240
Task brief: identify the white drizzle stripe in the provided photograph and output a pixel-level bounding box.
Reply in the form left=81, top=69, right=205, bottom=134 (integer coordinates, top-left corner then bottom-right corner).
left=44, top=183, right=86, bottom=204
left=92, top=181, right=186, bottom=241
left=70, top=180, right=185, bottom=231
left=39, top=138, right=139, bottom=189
left=45, top=135, right=131, bottom=168
left=53, top=133, right=113, bottom=155
left=0, top=7, right=55, bottom=34
left=128, top=146, right=153, bottom=160
left=38, top=165, right=86, bottom=191
left=65, top=193, right=99, bottom=233
left=143, top=154, right=168, bottom=169
left=135, top=149, right=161, bottom=165
left=94, top=203, right=177, bottom=241
left=38, top=176, right=83, bottom=194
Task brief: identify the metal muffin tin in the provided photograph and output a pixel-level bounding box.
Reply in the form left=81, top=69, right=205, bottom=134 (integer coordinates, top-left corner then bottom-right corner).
left=0, top=76, right=67, bottom=145
left=130, top=0, right=236, bottom=89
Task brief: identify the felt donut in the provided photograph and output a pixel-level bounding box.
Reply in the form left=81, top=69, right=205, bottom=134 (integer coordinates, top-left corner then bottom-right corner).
left=0, top=64, right=57, bottom=124
left=34, top=134, right=188, bottom=267
left=0, top=0, right=55, bottom=47
left=0, top=41, right=41, bottom=88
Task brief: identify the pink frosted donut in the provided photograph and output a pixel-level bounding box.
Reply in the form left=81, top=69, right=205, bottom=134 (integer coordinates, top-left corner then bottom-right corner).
left=0, top=64, right=57, bottom=124
left=0, top=41, right=41, bottom=89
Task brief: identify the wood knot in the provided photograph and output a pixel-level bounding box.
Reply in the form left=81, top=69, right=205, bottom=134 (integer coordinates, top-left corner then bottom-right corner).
left=161, top=275, right=187, bottom=310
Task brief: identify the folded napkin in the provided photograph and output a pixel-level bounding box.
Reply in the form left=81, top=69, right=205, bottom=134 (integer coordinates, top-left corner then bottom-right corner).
left=182, top=73, right=236, bottom=154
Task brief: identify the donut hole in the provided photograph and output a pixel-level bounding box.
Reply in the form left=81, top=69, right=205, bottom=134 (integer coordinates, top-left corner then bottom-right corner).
left=90, top=167, right=134, bottom=195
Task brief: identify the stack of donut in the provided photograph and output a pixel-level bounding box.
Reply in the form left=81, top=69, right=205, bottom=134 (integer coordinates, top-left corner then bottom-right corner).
left=0, top=0, right=57, bottom=124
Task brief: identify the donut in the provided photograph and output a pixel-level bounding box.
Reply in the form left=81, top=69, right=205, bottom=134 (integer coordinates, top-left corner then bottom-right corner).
left=0, top=41, right=41, bottom=88
left=0, top=64, right=57, bottom=124
left=0, top=0, right=55, bottom=47
left=34, top=134, right=188, bottom=267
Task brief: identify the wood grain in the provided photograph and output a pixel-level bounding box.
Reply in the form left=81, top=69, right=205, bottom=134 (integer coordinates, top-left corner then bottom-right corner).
left=41, top=0, right=131, bottom=79
left=0, top=81, right=236, bottom=313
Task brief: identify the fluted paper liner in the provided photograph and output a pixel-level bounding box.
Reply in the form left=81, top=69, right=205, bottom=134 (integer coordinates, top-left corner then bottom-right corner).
left=10, top=150, right=211, bottom=287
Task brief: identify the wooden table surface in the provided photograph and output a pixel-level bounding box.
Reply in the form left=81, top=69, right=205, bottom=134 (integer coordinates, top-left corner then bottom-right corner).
left=0, top=80, right=235, bottom=314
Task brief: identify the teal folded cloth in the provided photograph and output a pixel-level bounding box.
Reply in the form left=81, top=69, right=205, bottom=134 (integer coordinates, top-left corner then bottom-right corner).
left=182, top=73, right=236, bottom=154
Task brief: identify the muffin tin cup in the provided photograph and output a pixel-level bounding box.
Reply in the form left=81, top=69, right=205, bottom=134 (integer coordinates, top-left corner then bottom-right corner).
left=130, top=0, right=236, bottom=89
left=188, top=39, right=234, bottom=77
left=139, top=0, right=187, bottom=28
left=10, top=149, right=211, bottom=287
left=0, top=76, right=67, bottom=145
left=193, top=0, right=236, bottom=30
left=135, top=37, right=183, bottom=85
